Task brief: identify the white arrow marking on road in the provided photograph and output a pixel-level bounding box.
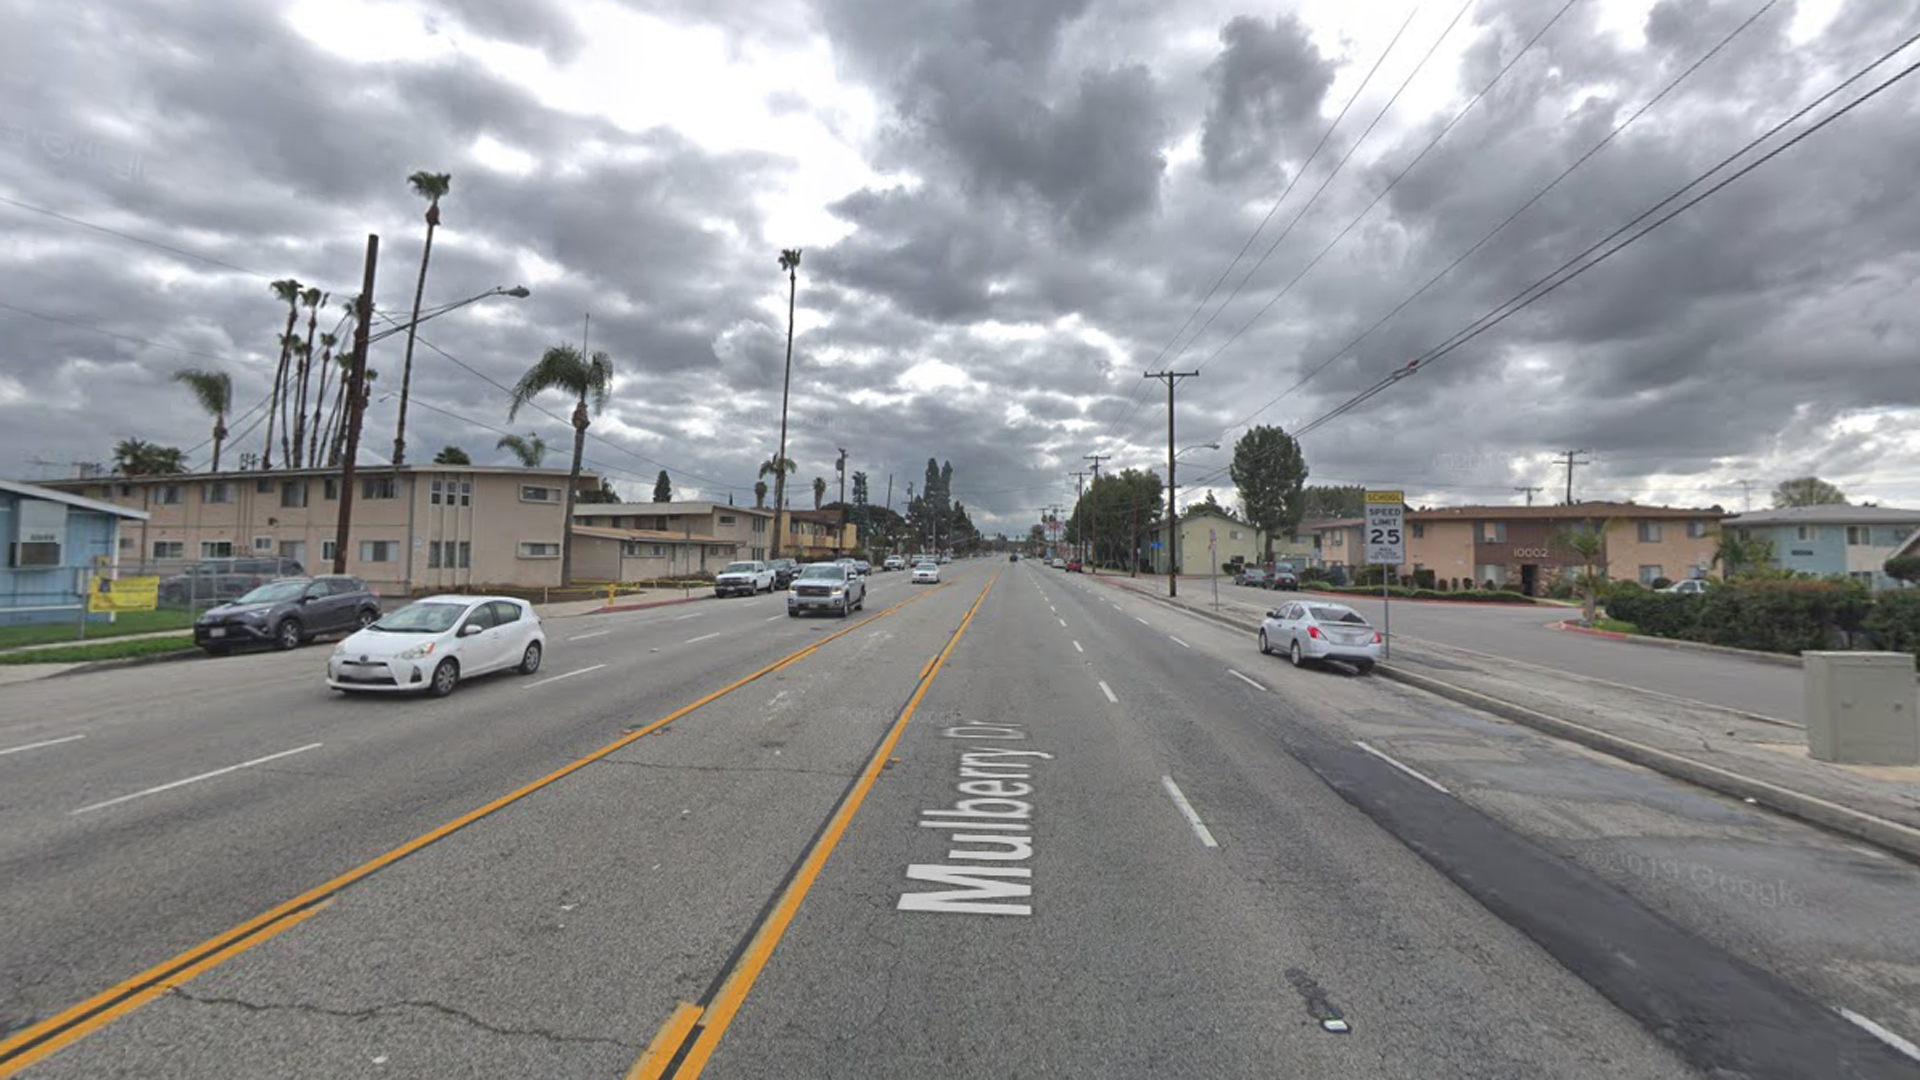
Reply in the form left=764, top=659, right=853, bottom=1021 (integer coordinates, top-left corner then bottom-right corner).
left=1099, top=680, right=1118, bottom=704
left=73, top=743, right=323, bottom=814
left=0, top=733, right=86, bottom=758
left=1839, top=1009, right=1920, bottom=1062
left=1227, top=669, right=1266, bottom=692
left=1353, top=740, right=1451, bottom=795
left=1161, top=776, right=1219, bottom=848
left=524, top=664, right=607, bottom=689
left=568, top=630, right=610, bottom=641
left=686, top=632, right=722, bottom=644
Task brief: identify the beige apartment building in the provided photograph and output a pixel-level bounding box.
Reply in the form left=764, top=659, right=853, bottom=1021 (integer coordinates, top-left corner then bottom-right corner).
left=42, top=465, right=597, bottom=596
left=570, top=501, right=774, bottom=581
left=1310, top=501, right=1725, bottom=595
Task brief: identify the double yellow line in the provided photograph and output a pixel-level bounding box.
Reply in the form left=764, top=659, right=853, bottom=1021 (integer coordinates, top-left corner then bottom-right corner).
left=0, top=579, right=960, bottom=1077
left=629, top=571, right=1001, bottom=1080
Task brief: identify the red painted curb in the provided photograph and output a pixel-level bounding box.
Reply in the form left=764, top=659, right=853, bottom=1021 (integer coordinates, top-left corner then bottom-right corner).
left=591, top=594, right=709, bottom=614
left=1298, top=588, right=1545, bottom=609
left=1551, top=619, right=1630, bottom=641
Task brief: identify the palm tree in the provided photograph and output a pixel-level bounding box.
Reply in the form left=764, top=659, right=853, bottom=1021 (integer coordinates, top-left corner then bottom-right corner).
left=812, top=476, right=827, bottom=510
left=113, top=438, right=186, bottom=477
left=1711, top=529, right=1775, bottom=580
left=754, top=480, right=768, bottom=508
left=171, top=369, right=233, bottom=472
left=290, top=286, right=325, bottom=467
left=308, top=331, right=338, bottom=466
left=264, top=278, right=303, bottom=469
left=508, top=343, right=613, bottom=586
left=771, top=247, right=802, bottom=558
left=393, top=170, right=452, bottom=467
left=1552, top=517, right=1618, bottom=627
left=496, top=432, right=548, bottom=468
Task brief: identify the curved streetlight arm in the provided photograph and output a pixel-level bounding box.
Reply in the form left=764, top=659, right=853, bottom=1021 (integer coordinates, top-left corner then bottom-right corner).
left=365, top=285, right=529, bottom=345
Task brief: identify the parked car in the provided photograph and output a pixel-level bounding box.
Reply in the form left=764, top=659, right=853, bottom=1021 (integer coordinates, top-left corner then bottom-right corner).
left=788, top=562, right=866, bottom=617
left=194, top=575, right=381, bottom=654
left=1050, top=558, right=1065, bottom=569
left=854, top=560, right=873, bottom=576
left=1660, top=578, right=1709, bottom=595
left=884, top=555, right=907, bottom=572
left=714, top=560, right=776, bottom=597
left=1065, top=559, right=1083, bottom=572
left=1269, top=568, right=1299, bottom=590
left=769, top=559, right=800, bottom=588
left=159, top=557, right=307, bottom=606
left=328, top=595, right=545, bottom=696
left=1236, top=568, right=1271, bottom=588
left=939, top=554, right=952, bottom=565
left=1259, top=600, right=1381, bottom=673
left=1009, top=553, right=1020, bottom=562
left=912, top=561, right=941, bottom=584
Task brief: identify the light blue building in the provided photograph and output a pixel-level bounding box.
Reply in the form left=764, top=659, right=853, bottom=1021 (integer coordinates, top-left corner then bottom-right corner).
left=0, top=478, right=150, bottom=626
left=1721, top=504, right=1920, bottom=592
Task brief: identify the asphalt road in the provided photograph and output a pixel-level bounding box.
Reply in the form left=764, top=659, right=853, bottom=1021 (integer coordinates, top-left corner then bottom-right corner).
left=3, top=561, right=1918, bottom=1078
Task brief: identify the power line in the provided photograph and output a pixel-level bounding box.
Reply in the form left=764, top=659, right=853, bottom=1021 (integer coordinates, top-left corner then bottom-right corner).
left=1091, top=2, right=1427, bottom=451
left=1223, top=0, right=1783, bottom=439
left=1291, top=32, right=1920, bottom=441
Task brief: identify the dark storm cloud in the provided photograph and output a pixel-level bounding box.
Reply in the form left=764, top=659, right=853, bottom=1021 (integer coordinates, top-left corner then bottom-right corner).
left=1199, top=13, right=1337, bottom=185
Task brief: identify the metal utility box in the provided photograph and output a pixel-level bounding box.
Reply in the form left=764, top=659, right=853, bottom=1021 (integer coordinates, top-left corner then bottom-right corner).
left=1804, top=652, right=1919, bottom=766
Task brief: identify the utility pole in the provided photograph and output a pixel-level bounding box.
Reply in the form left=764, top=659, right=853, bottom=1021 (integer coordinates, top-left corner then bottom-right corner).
left=1084, top=453, right=1108, bottom=571
left=835, top=448, right=849, bottom=557
left=1556, top=449, right=1591, bottom=506
left=884, top=473, right=893, bottom=557
left=332, top=233, right=380, bottom=575
left=1514, top=485, right=1543, bottom=506
left=1145, top=370, right=1198, bottom=596
left=1735, top=478, right=1756, bottom=513
left=1069, top=471, right=1089, bottom=566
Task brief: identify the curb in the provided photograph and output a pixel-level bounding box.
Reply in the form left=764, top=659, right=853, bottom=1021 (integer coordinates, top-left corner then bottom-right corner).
left=1551, top=620, right=1804, bottom=667
left=1300, top=589, right=1542, bottom=609
left=587, top=594, right=711, bottom=615
left=50, top=646, right=204, bottom=678
left=1373, top=663, right=1920, bottom=865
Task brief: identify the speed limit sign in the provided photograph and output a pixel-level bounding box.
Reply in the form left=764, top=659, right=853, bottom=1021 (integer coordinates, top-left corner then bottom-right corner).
left=1364, top=490, right=1405, bottom=564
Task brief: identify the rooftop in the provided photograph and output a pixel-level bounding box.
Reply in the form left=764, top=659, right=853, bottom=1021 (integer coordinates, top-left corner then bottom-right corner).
left=574, top=502, right=771, bottom=518
left=1722, top=504, right=1920, bottom=526
left=0, top=478, right=150, bottom=520
left=1409, top=501, right=1724, bottom=521
left=38, top=463, right=590, bottom=486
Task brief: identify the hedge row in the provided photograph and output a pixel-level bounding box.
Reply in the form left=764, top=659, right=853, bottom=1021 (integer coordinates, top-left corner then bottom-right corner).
left=1602, top=579, right=1904, bottom=656
left=1310, top=584, right=1536, bottom=604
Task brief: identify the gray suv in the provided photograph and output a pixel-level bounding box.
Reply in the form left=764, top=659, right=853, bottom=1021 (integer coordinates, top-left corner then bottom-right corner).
left=194, top=575, right=382, bottom=654
left=160, top=557, right=307, bottom=605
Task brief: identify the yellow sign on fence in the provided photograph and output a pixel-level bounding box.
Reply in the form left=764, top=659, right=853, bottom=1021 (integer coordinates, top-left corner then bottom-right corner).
left=89, top=575, right=160, bottom=613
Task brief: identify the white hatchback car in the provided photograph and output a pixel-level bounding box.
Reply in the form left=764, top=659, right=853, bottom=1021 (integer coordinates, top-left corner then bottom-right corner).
left=1259, top=599, right=1381, bottom=674
left=328, top=595, right=545, bottom=696
left=912, top=561, right=940, bottom=584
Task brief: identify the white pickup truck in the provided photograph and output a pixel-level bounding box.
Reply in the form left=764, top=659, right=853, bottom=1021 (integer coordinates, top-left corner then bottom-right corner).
left=713, top=560, right=776, bottom=597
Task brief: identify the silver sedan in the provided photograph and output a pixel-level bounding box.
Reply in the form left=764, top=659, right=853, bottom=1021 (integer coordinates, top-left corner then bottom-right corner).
left=1258, top=599, right=1381, bottom=674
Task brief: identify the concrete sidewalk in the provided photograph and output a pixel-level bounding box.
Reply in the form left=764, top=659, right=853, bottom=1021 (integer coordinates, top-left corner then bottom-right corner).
left=1086, top=571, right=1920, bottom=862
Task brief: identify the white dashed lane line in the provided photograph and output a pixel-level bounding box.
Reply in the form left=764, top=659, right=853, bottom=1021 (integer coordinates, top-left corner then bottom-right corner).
left=568, top=630, right=610, bottom=641
left=524, top=664, right=607, bottom=690
left=72, top=743, right=323, bottom=815
left=1098, top=680, right=1119, bottom=704
left=1226, top=669, right=1266, bottom=692
left=1168, top=636, right=1190, bottom=649
left=0, top=734, right=87, bottom=758
left=686, top=632, right=722, bottom=645
left=1354, top=740, right=1452, bottom=795
left=1161, top=776, right=1220, bottom=849
left=1073, top=641, right=1084, bottom=653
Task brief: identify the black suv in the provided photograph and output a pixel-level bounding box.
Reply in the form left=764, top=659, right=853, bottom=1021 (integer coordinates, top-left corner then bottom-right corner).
left=769, top=558, right=800, bottom=589
left=194, top=575, right=382, bottom=654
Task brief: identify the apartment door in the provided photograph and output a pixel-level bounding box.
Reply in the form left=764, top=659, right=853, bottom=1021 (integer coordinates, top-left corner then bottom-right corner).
left=1520, top=564, right=1539, bottom=596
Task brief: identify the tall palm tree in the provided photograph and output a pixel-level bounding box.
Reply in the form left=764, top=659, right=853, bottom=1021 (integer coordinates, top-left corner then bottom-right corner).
left=393, top=170, right=452, bottom=467
left=290, top=286, right=325, bottom=467
left=754, top=480, right=768, bottom=508
left=508, top=343, right=613, bottom=586
left=496, top=432, right=548, bottom=468
left=771, top=247, right=801, bottom=558
left=264, top=278, right=303, bottom=469
left=812, top=476, right=826, bottom=510
left=308, top=331, right=337, bottom=466
left=172, top=369, right=232, bottom=471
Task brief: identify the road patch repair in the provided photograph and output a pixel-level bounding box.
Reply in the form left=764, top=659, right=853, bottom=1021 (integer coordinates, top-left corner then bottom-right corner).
left=1082, top=573, right=1920, bottom=865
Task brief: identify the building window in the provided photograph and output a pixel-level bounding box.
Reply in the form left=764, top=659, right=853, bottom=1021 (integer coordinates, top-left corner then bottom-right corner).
left=1412, top=522, right=1425, bottom=539
left=428, top=540, right=442, bottom=569
left=458, top=481, right=472, bottom=507
left=1230, top=529, right=1242, bottom=541
left=151, top=540, right=185, bottom=560
left=719, top=515, right=736, bottom=526
left=281, top=541, right=306, bottom=564
left=652, top=544, right=666, bottom=557
left=152, top=485, right=181, bottom=505
left=200, top=540, right=235, bottom=559
left=202, top=483, right=234, bottom=505
left=1795, top=525, right=1817, bottom=542
left=359, top=540, right=398, bottom=563
left=324, top=478, right=340, bottom=500
left=431, top=479, right=445, bottom=506
left=1894, top=527, right=1915, bottom=543
left=1846, top=526, right=1871, bottom=546
left=280, top=481, right=308, bottom=508
left=255, top=478, right=274, bottom=494
left=118, top=535, right=134, bottom=551
left=1687, top=521, right=1710, bottom=538
left=1479, top=521, right=1507, bottom=543
left=253, top=536, right=275, bottom=552
left=1331, top=532, right=1343, bottom=547
left=322, top=539, right=338, bottom=562
left=520, top=485, right=562, bottom=503
left=1639, top=565, right=1664, bottom=585
left=753, top=517, right=767, bottom=534
left=1638, top=522, right=1663, bottom=543
left=363, top=477, right=398, bottom=500
left=518, top=541, right=561, bottom=559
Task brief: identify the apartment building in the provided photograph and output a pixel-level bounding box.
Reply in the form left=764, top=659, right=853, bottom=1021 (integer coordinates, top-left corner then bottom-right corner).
left=774, top=508, right=859, bottom=561
left=40, top=464, right=596, bottom=596
left=570, top=501, right=774, bottom=581
left=1722, top=505, right=1920, bottom=591
left=1312, top=501, right=1725, bottom=595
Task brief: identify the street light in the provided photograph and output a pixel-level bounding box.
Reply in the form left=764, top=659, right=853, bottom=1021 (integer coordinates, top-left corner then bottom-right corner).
left=384, top=284, right=530, bottom=466
left=1177, top=442, right=1220, bottom=458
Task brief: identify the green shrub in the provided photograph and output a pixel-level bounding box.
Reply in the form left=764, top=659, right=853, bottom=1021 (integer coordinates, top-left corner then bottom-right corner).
left=1650, top=576, right=1673, bottom=590
left=1412, top=568, right=1437, bottom=589
left=1692, top=579, right=1870, bottom=654
left=1298, top=566, right=1331, bottom=585
left=1884, top=555, right=1920, bottom=585
left=1864, top=590, right=1920, bottom=662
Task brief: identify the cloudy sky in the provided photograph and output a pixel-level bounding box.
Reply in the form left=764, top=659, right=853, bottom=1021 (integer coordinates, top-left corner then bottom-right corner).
left=5, top=0, right=1918, bottom=532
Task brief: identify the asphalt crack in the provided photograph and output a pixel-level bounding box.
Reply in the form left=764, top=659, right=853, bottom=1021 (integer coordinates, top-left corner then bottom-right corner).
left=170, top=989, right=640, bottom=1049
